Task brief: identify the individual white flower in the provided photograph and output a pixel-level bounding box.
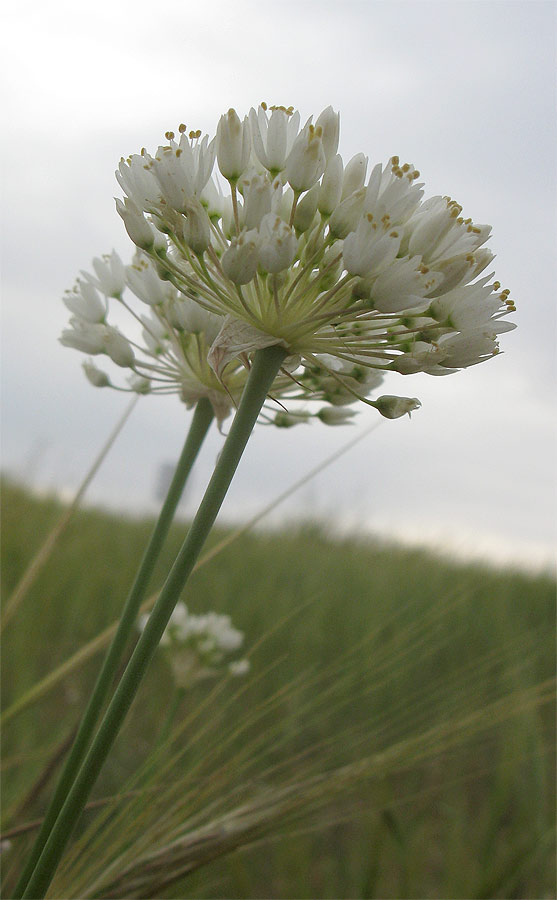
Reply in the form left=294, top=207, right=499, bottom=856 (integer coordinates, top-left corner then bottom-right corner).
left=63, top=282, right=106, bottom=324
left=60, top=320, right=107, bottom=355
left=60, top=320, right=134, bottom=367
left=147, top=130, right=216, bottom=213
left=360, top=256, right=441, bottom=314
left=249, top=103, right=301, bottom=175
left=364, top=157, right=423, bottom=225
left=428, top=276, right=506, bottom=330
left=343, top=213, right=401, bottom=277
left=115, top=153, right=161, bottom=209
left=84, top=251, right=126, bottom=298
left=126, top=253, right=177, bottom=307
left=403, top=195, right=491, bottom=265
left=435, top=325, right=503, bottom=369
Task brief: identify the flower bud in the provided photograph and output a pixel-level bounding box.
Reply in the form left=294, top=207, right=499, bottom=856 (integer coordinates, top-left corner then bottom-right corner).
left=341, top=153, right=368, bottom=199
left=183, top=200, right=211, bottom=254
left=258, top=214, right=297, bottom=274
left=103, top=327, right=135, bottom=367
left=116, top=198, right=156, bottom=250
left=286, top=124, right=326, bottom=193
left=315, top=106, right=340, bottom=160
left=221, top=229, right=260, bottom=284
left=274, top=411, right=311, bottom=428
left=242, top=174, right=273, bottom=229
left=293, top=183, right=319, bottom=233
left=329, top=188, right=366, bottom=239
left=374, top=395, right=421, bottom=419
left=82, top=360, right=111, bottom=387
left=217, top=109, right=252, bottom=182
left=129, top=374, right=151, bottom=394
left=318, top=154, right=343, bottom=216
left=317, top=407, right=355, bottom=425
left=201, top=176, right=226, bottom=222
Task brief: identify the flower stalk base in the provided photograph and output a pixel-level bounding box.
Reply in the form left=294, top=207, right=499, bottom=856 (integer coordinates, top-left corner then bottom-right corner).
left=14, top=398, right=214, bottom=899
left=20, top=344, right=287, bottom=899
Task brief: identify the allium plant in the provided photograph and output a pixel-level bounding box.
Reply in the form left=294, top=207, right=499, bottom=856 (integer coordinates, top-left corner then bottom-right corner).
left=18, top=104, right=515, bottom=899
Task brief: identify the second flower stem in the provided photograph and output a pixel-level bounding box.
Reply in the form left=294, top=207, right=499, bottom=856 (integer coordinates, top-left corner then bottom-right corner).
left=21, top=344, right=287, bottom=899
left=13, top=398, right=214, bottom=899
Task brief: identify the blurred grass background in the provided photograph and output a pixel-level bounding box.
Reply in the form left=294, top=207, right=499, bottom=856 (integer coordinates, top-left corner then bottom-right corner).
left=1, top=478, right=555, bottom=899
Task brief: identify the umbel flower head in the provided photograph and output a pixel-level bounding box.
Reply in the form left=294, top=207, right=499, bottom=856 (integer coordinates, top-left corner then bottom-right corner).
left=114, top=102, right=516, bottom=416
left=61, top=249, right=387, bottom=427
left=138, top=602, right=249, bottom=687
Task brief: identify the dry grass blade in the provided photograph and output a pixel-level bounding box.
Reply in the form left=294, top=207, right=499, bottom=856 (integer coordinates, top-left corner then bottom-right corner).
left=90, top=679, right=555, bottom=899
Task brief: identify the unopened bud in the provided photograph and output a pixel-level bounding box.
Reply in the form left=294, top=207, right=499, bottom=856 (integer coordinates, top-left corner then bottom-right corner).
left=82, top=360, right=111, bottom=387
left=183, top=200, right=211, bottom=255
left=374, top=395, right=421, bottom=419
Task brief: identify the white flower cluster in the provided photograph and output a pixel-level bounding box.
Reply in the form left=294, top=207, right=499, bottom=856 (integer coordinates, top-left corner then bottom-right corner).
left=112, top=102, right=515, bottom=417
left=62, top=103, right=516, bottom=424
left=60, top=248, right=387, bottom=425
left=139, top=602, right=249, bottom=687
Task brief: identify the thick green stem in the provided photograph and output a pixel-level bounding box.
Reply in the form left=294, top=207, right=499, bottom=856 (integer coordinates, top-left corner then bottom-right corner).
left=21, top=345, right=287, bottom=899
left=13, top=398, right=214, bottom=899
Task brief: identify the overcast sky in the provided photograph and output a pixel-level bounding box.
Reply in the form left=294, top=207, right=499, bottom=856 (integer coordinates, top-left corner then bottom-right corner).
left=1, top=0, right=555, bottom=570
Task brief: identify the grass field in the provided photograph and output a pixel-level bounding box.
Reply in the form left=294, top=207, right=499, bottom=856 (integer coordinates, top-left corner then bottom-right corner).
left=1, top=478, right=555, bottom=899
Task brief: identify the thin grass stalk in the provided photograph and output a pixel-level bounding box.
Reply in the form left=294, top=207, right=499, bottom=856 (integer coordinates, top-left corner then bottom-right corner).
left=13, top=397, right=214, bottom=899
left=1, top=396, right=139, bottom=631
left=20, top=344, right=287, bottom=899
left=1, top=416, right=382, bottom=726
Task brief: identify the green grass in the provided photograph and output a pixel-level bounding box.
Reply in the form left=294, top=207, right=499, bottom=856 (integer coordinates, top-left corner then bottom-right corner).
left=1, top=478, right=555, bottom=899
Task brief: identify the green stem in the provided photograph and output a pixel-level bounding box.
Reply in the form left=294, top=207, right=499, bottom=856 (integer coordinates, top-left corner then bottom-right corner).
left=13, top=398, right=214, bottom=899
left=20, top=345, right=287, bottom=899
